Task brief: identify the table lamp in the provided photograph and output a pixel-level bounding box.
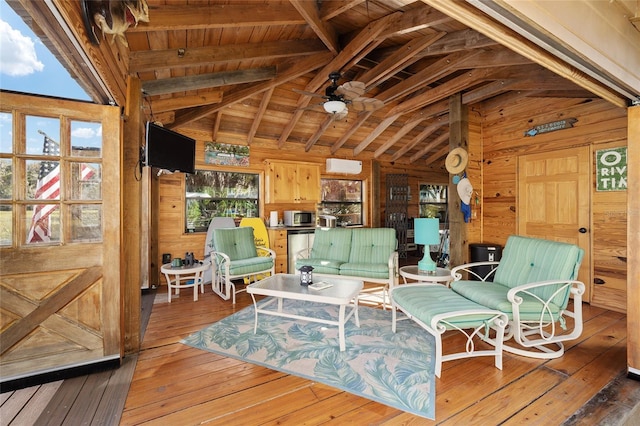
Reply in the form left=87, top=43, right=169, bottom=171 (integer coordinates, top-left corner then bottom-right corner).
left=414, top=218, right=440, bottom=273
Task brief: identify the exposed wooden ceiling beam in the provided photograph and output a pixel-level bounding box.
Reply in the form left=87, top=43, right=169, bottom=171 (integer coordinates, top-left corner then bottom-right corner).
left=289, top=0, right=340, bottom=54
left=320, top=0, right=366, bottom=20
left=128, top=4, right=306, bottom=32
left=462, top=80, right=518, bottom=105
left=422, top=0, right=629, bottom=107
left=170, top=52, right=333, bottom=128
left=415, top=29, right=498, bottom=58
left=386, top=67, right=500, bottom=117
left=390, top=115, right=449, bottom=162
left=409, top=130, right=450, bottom=163
left=143, top=91, right=223, bottom=113
left=305, top=115, right=335, bottom=151
left=247, top=88, right=274, bottom=145
left=330, top=111, right=374, bottom=154
left=142, top=67, right=276, bottom=96
left=129, top=39, right=327, bottom=73
left=373, top=116, right=426, bottom=158
left=358, top=33, right=446, bottom=89
left=456, top=47, right=533, bottom=68
left=381, top=51, right=473, bottom=103
left=421, top=136, right=450, bottom=165
left=378, top=7, right=452, bottom=38
left=277, top=12, right=401, bottom=148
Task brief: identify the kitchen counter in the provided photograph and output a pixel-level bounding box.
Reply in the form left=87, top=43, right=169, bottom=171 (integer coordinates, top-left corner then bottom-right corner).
left=266, top=225, right=364, bottom=231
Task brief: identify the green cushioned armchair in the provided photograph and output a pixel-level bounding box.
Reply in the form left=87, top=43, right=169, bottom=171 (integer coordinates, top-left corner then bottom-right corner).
left=450, top=235, right=586, bottom=359
left=211, top=227, right=276, bottom=304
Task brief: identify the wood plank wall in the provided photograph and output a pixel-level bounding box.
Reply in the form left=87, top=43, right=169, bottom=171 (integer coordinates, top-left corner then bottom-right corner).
left=150, top=97, right=629, bottom=314
left=152, top=129, right=447, bottom=286
left=478, top=97, right=628, bottom=312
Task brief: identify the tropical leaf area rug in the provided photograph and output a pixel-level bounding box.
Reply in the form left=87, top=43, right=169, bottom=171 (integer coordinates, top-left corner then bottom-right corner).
left=181, top=298, right=436, bottom=419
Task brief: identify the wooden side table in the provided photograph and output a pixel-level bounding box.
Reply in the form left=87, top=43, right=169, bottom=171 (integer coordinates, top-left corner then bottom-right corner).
left=161, top=263, right=208, bottom=303
left=399, top=265, right=452, bottom=286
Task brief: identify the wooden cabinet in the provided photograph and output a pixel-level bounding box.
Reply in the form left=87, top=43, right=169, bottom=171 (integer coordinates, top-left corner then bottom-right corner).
left=265, top=160, right=320, bottom=203
left=268, top=228, right=288, bottom=274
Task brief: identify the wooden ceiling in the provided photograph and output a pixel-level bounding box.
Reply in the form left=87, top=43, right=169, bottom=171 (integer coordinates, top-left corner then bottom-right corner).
left=9, top=0, right=626, bottom=165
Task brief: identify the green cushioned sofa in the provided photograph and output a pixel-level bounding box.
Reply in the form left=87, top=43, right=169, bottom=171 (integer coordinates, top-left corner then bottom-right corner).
left=295, top=227, right=399, bottom=307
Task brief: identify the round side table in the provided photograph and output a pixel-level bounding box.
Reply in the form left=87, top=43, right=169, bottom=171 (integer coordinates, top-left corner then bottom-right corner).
left=399, top=265, right=452, bottom=286
left=161, top=262, right=208, bottom=303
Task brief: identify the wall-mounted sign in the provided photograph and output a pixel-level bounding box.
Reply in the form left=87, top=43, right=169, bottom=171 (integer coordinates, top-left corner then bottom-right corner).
left=205, top=142, right=249, bottom=166
left=524, top=118, right=577, bottom=137
left=596, top=147, right=627, bottom=191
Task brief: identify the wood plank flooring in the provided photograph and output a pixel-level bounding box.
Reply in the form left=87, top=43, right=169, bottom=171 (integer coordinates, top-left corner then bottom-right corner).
left=120, top=285, right=639, bottom=425
left=2, top=282, right=639, bottom=425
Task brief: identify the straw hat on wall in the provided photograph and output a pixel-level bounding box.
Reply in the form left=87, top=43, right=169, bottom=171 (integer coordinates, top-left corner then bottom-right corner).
left=445, top=147, right=468, bottom=174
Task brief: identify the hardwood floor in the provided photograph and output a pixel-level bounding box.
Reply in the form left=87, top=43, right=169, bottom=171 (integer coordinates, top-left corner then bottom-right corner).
left=119, top=284, right=638, bottom=425
left=2, top=282, right=639, bottom=425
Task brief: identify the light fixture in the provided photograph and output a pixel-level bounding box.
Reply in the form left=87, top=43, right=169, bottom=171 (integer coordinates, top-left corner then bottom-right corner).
left=323, top=100, right=347, bottom=114
left=414, top=218, right=441, bottom=273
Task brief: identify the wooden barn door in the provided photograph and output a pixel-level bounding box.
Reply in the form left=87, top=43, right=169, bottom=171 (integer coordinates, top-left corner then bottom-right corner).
left=0, top=92, right=121, bottom=382
left=517, top=146, right=591, bottom=302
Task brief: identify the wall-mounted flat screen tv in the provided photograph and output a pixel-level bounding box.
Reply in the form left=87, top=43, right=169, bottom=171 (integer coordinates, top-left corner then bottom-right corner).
left=144, top=122, right=196, bottom=174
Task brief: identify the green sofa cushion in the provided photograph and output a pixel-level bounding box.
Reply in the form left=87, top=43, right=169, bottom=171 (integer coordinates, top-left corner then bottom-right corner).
left=393, top=285, right=503, bottom=330
left=492, top=235, right=584, bottom=308
left=449, top=280, right=563, bottom=322
left=310, top=228, right=353, bottom=262
left=339, top=262, right=390, bottom=279
left=348, top=228, right=396, bottom=264
left=294, top=258, right=342, bottom=274
left=228, top=256, right=274, bottom=276
left=212, top=227, right=258, bottom=260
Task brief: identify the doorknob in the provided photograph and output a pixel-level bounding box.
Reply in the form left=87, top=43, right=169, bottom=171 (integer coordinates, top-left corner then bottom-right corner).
left=579, top=227, right=587, bottom=233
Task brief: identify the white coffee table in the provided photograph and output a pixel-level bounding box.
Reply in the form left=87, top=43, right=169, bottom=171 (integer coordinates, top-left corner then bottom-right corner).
left=399, top=265, right=452, bottom=286
left=161, top=262, right=208, bottom=303
left=246, top=274, right=363, bottom=351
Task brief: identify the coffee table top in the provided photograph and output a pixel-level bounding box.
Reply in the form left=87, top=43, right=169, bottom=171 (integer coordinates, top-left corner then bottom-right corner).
left=247, top=274, right=363, bottom=304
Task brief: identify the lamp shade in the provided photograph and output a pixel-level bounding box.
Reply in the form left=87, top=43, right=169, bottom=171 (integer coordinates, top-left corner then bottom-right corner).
left=414, top=218, right=440, bottom=245
left=414, top=217, right=439, bottom=273
left=323, top=100, right=347, bottom=114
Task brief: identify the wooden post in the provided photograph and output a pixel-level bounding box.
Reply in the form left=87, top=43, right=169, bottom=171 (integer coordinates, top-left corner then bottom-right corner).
left=122, top=76, right=143, bottom=353
left=628, top=103, right=640, bottom=379
left=448, top=93, right=468, bottom=267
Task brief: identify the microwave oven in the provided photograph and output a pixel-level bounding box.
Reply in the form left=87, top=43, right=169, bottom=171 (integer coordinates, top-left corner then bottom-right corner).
left=284, top=211, right=315, bottom=227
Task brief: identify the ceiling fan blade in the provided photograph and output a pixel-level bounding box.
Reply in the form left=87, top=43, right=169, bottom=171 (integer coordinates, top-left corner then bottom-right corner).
left=335, top=81, right=365, bottom=100
left=296, top=102, right=325, bottom=112
left=349, top=97, right=384, bottom=112
left=293, top=88, right=327, bottom=99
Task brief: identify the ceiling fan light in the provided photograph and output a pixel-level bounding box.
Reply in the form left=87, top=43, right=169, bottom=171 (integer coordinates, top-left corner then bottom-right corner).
left=323, top=100, right=346, bottom=114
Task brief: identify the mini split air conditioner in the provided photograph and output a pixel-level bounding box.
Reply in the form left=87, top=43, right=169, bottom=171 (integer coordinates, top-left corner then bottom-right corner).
left=326, top=158, right=362, bottom=174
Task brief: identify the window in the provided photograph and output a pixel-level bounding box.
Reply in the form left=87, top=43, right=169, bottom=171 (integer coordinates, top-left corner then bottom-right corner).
left=0, top=112, right=103, bottom=246
left=320, top=179, right=363, bottom=226
left=419, top=184, right=447, bottom=221
left=185, top=170, right=259, bottom=232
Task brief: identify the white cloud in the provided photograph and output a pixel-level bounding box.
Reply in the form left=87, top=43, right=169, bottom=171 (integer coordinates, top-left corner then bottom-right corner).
left=72, top=127, right=98, bottom=139
left=0, top=18, right=44, bottom=76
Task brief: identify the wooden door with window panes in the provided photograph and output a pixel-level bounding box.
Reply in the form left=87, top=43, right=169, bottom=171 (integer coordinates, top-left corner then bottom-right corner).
left=0, top=92, right=121, bottom=381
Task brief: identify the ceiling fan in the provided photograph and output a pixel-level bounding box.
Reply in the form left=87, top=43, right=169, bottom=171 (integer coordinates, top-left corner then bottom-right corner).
left=295, top=72, right=384, bottom=120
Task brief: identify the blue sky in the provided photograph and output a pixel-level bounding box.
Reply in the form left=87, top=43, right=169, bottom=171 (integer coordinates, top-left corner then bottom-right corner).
left=0, top=0, right=89, bottom=101
left=0, top=1, right=103, bottom=152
